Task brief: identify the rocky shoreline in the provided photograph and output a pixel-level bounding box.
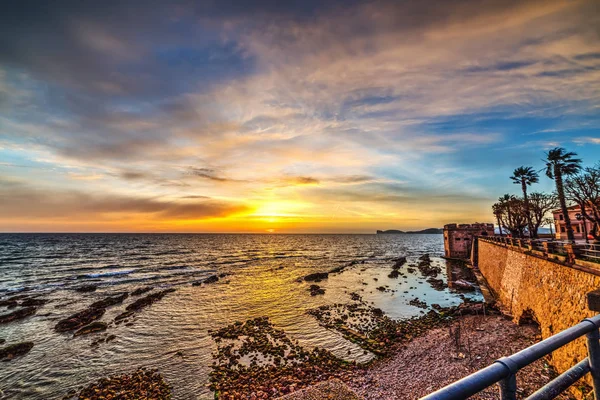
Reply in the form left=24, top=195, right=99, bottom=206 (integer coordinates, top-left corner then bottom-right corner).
left=0, top=252, right=484, bottom=399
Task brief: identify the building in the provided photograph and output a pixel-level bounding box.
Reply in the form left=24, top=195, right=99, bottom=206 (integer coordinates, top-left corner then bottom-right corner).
left=443, top=223, right=495, bottom=259
left=552, top=204, right=594, bottom=240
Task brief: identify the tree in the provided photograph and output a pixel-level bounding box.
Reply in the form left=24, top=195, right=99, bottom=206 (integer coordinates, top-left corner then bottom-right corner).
left=510, top=166, right=539, bottom=238
left=565, top=164, right=600, bottom=241
left=492, top=195, right=528, bottom=238
left=544, top=148, right=582, bottom=241
left=528, top=192, right=558, bottom=238
left=543, top=216, right=555, bottom=237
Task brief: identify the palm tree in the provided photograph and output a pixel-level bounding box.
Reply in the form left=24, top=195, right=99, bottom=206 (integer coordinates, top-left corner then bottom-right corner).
left=544, top=147, right=582, bottom=241
left=510, top=166, right=539, bottom=238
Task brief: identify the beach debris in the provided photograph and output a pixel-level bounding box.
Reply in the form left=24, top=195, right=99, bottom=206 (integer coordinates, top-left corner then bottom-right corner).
left=75, top=367, right=171, bottom=400
left=75, top=285, right=97, bottom=293
left=0, top=341, right=34, bottom=361
left=0, top=306, right=37, bottom=324
left=303, top=272, right=329, bottom=282
left=309, top=284, right=325, bottom=296
left=131, top=286, right=154, bottom=296
left=209, top=317, right=356, bottom=399
left=74, top=321, right=108, bottom=337
left=55, top=307, right=105, bottom=332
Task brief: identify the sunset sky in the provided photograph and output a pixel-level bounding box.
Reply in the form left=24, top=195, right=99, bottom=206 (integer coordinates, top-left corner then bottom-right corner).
left=1, top=0, right=599, bottom=233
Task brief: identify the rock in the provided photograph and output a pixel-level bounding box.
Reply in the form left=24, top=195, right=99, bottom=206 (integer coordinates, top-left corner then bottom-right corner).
left=193, top=275, right=219, bottom=286
left=89, top=293, right=128, bottom=309
left=74, top=321, right=108, bottom=336
left=55, top=307, right=105, bottom=332
left=0, top=341, right=34, bottom=361
left=0, top=299, right=18, bottom=308
left=454, top=280, right=475, bottom=291
left=131, top=286, right=154, bottom=296
left=0, top=306, right=37, bottom=324
left=392, top=257, right=407, bottom=269
left=309, top=285, right=325, bottom=296
left=125, top=288, right=176, bottom=312
left=106, top=334, right=116, bottom=342
left=75, top=285, right=97, bottom=293
left=20, top=298, right=47, bottom=307
left=114, top=310, right=134, bottom=322
left=304, top=272, right=329, bottom=282
left=76, top=368, right=171, bottom=399
left=427, top=277, right=446, bottom=291
left=388, top=270, right=400, bottom=278
left=409, top=298, right=427, bottom=309
left=376, top=286, right=387, bottom=292
left=0, top=338, right=4, bottom=345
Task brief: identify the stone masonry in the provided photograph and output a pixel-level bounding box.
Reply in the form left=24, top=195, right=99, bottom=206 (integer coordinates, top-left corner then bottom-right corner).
left=477, top=239, right=600, bottom=396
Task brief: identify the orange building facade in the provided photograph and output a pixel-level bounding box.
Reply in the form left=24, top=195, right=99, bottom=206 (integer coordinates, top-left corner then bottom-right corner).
left=552, top=205, right=594, bottom=240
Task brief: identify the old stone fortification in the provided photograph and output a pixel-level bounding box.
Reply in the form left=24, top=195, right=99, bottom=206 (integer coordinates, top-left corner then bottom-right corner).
left=477, top=239, right=600, bottom=392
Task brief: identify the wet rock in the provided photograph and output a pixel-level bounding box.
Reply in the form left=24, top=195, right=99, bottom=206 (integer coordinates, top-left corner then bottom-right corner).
left=74, top=321, right=108, bottom=336
left=55, top=307, right=105, bottom=332
left=21, top=298, right=47, bottom=307
left=0, top=299, right=18, bottom=308
left=106, top=334, right=116, bottom=342
left=75, top=285, right=97, bottom=293
left=304, top=272, right=329, bottom=282
left=0, top=341, right=34, bottom=361
left=392, top=257, right=407, bottom=269
left=427, top=277, right=446, bottom=291
left=409, top=298, right=427, bottom=309
left=376, top=286, right=387, bottom=292
left=114, top=310, right=134, bottom=322
left=131, top=286, right=154, bottom=296
left=89, top=293, right=128, bottom=309
left=388, top=270, right=400, bottom=279
left=454, top=280, right=475, bottom=291
left=125, top=288, right=176, bottom=312
left=0, top=338, right=4, bottom=345
left=76, top=368, right=171, bottom=399
left=193, top=275, right=219, bottom=286
left=309, top=285, right=325, bottom=296
left=0, top=306, right=37, bottom=324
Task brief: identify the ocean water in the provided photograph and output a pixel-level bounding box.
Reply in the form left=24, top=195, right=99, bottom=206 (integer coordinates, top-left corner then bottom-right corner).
left=0, top=233, right=480, bottom=399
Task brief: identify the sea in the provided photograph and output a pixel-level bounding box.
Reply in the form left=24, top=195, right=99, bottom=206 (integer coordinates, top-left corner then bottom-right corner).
left=0, top=233, right=480, bottom=399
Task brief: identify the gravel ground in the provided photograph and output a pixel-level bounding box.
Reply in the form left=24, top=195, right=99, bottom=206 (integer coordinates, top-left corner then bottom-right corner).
left=277, top=379, right=361, bottom=400
left=348, top=314, right=581, bottom=400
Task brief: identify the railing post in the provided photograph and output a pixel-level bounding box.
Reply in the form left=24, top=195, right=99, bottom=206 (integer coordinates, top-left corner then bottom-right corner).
left=496, top=357, right=518, bottom=400
left=587, top=328, right=600, bottom=400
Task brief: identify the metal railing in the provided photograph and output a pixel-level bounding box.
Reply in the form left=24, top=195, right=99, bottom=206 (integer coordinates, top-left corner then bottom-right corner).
left=421, top=314, right=600, bottom=400
left=581, top=244, right=600, bottom=263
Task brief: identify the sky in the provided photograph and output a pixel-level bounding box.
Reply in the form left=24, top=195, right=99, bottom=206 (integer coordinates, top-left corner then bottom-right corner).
left=0, top=0, right=599, bottom=233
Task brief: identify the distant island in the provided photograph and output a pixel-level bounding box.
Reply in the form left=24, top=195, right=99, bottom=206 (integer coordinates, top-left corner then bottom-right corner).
left=376, top=228, right=443, bottom=234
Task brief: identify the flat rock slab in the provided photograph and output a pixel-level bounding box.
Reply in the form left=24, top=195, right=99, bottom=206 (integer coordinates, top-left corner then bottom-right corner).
left=277, top=379, right=362, bottom=400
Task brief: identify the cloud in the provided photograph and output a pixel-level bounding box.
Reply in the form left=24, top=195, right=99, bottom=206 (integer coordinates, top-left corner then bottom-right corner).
left=1, top=0, right=599, bottom=231
left=574, top=137, right=600, bottom=145
left=0, top=179, right=250, bottom=220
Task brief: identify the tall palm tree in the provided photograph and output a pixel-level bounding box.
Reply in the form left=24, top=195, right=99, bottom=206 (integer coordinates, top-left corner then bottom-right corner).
left=545, top=147, right=582, bottom=241
left=510, top=166, right=539, bottom=238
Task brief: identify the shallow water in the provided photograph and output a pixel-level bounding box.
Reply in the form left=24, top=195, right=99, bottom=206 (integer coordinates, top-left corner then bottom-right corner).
left=0, top=233, right=480, bottom=399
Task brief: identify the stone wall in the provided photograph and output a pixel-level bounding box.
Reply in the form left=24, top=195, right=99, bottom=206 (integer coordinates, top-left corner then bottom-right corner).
left=477, top=239, right=600, bottom=393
